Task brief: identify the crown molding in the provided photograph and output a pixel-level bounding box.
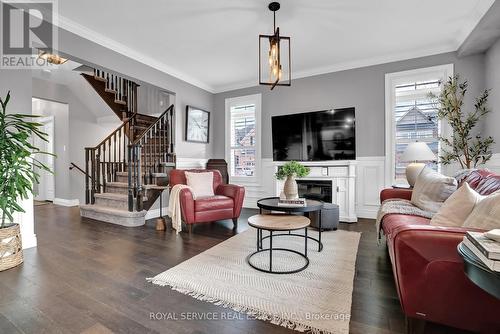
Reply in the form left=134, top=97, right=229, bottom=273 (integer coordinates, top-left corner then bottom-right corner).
left=213, top=43, right=457, bottom=93
left=56, top=15, right=216, bottom=93
left=51, top=1, right=493, bottom=96
left=454, top=0, right=496, bottom=51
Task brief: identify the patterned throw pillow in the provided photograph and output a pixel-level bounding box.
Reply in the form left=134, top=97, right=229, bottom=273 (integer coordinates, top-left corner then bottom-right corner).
left=411, top=167, right=458, bottom=213
left=475, top=175, right=500, bottom=195
left=430, top=183, right=483, bottom=227
left=185, top=171, right=214, bottom=199
left=462, top=191, right=500, bottom=230
left=460, top=169, right=493, bottom=189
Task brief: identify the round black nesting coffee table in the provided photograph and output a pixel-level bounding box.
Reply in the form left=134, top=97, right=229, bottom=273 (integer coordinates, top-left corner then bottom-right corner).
left=257, top=197, right=324, bottom=251
left=247, top=214, right=310, bottom=274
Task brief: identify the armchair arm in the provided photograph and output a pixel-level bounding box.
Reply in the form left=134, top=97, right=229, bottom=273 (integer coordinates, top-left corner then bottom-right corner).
left=380, top=188, right=413, bottom=203
left=216, top=184, right=245, bottom=218
left=179, top=188, right=195, bottom=225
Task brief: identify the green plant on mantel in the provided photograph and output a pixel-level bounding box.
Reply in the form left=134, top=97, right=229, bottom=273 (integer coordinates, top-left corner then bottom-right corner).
left=275, top=161, right=310, bottom=180
left=0, top=91, right=53, bottom=228
left=429, top=75, right=495, bottom=169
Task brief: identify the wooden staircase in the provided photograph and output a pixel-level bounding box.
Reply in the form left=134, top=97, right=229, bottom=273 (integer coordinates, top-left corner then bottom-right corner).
left=79, top=68, right=176, bottom=227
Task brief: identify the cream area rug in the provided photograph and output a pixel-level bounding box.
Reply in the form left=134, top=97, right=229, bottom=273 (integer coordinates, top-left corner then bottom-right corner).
left=148, top=228, right=361, bottom=334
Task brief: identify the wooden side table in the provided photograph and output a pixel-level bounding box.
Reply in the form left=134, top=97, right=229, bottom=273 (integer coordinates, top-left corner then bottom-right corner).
left=151, top=185, right=170, bottom=231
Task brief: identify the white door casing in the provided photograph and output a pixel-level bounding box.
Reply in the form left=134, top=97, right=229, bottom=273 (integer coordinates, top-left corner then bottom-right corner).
left=33, top=116, right=55, bottom=201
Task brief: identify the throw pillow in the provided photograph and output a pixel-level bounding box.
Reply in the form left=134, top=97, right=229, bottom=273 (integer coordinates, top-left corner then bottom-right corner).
left=411, top=167, right=457, bottom=213
left=475, top=175, right=500, bottom=195
left=462, top=190, right=500, bottom=230
left=463, top=169, right=494, bottom=189
left=430, top=183, right=483, bottom=227
left=185, top=171, right=214, bottom=199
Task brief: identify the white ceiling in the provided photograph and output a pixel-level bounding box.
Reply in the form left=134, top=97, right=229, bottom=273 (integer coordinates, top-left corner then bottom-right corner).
left=57, top=0, right=495, bottom=93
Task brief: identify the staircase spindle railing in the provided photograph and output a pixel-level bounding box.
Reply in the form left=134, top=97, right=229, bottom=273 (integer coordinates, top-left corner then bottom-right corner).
left=84, top=117, right=136, bottom=205
left=127, top=104, right=176, bottom=211
left=85, top=67, right=174, bottom=212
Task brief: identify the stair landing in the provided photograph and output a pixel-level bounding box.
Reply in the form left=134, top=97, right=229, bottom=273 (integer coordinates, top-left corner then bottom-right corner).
left=80, top=204, right=147, bottom=227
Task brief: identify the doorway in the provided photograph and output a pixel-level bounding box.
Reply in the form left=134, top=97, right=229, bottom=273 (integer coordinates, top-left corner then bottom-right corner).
left=33, top=115, right=55, bottom=201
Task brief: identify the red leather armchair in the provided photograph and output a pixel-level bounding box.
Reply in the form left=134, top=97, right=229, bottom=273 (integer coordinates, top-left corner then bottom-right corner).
left=169, top=169, right=245, bottom=233
left=380, top=188, right=500, bottom=332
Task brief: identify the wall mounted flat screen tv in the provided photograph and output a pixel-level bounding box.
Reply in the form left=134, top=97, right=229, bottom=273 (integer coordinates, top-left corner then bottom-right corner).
left=272, top=108, right=356, bottom=161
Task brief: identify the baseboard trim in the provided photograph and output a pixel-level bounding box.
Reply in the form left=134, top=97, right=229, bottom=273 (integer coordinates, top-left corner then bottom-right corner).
left=53, top=198, right=80, bottom=207
left=22, top=233, right=37, bottom=249
left=356, top=207, right=378, bottom=220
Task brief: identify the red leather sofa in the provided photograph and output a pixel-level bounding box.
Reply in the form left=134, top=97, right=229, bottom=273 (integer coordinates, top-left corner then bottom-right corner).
left=169, top=169, right=245, bottom=233
left=379, top=170, right=500, bottom=332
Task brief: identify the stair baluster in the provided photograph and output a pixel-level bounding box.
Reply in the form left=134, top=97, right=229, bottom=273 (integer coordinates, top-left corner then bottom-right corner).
left=82, top=68, right=173, bottom=214
left=84, top=118, right=135, bottom=205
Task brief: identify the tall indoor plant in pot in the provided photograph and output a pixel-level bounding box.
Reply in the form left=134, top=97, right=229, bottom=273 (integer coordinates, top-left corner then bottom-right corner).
left=275, top=161, right=310, bottom=199
left=0, top=92, right=52, bottom=271
left=430, top=75, right=495, bottom=168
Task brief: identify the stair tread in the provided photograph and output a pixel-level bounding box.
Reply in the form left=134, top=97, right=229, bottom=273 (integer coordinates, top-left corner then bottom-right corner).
left=94, top=192, right=149, bottom=201
left=80, top=204, right=147, bottom=217
left=106, top=181, right=128, bottom=187
left=106, top=181, right=163, bottom=190
left=115, top=171, right=169, bottom=177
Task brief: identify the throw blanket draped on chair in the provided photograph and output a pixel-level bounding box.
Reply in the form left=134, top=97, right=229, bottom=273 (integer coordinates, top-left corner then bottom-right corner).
left=376, top=199, right=434, bottom=244
left=168, top=184, right=192, bottom=234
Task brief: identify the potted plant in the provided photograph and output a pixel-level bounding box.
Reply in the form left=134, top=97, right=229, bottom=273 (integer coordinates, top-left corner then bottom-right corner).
left=429, top=75, right=495, bottom=169
left=0, top=92, right=52, bottom=271
left=275, top=161, right=310, bottom=199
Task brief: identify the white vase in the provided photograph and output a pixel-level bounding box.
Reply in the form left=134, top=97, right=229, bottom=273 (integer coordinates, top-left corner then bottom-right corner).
left=283, top=175, right=298, bottom=199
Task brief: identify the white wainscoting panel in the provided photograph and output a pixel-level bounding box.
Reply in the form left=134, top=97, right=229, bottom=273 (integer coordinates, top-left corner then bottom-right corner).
left=53, top=198, right=80, bottom=207
left=176, top=157, right=208, bottom=169
left=356, top=156, right=385, bottom=219
left=237, top=158, right=275, bottom=209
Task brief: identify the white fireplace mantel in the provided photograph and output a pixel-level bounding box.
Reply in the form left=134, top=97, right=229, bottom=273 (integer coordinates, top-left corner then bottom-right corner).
left=273, top=160, right=357, bottom=222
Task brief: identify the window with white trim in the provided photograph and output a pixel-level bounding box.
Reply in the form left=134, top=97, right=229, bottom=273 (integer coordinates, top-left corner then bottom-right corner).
left=385, top=65, right=453, bottom=186
left=225, top=94, right=261, bottom=182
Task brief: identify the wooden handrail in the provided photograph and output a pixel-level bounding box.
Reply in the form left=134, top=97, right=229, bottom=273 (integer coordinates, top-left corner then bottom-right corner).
left=87, top=116, right=135, bottom=151
left=131, top=104, right=174, bottom=146
left=70, top=162, right=103, bottom=187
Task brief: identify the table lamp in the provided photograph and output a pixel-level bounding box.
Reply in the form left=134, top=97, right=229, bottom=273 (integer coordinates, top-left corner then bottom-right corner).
left=400, top=142, right=436, bottom=187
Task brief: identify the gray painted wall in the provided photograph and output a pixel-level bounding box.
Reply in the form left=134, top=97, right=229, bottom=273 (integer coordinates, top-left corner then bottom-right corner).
left=0, top=70, right=32, bottom=115
left=213, top=51, right=485, bottom=159
left=485, top=38, right=500, bottom=153
left=57, top=28, right=215, bottom=159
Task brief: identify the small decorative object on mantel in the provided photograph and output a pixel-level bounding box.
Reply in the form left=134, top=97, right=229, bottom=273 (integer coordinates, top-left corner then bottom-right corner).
left=275, top=161, right=310, bottom=199
left=258, top=2, right=291, bottom=90
left=0, top=92, right=53, bottom=271
left=429, top=74, right=495, bottom=169
left=185, top=105, right=210, bottom=143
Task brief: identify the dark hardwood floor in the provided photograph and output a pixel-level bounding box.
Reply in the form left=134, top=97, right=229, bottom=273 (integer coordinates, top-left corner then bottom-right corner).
left=0, top=204, right=471, bottom=334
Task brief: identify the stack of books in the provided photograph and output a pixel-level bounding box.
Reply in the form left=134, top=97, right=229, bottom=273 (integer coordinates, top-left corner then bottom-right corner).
left=462, top=231, right=500, bottom=272
left=277, top=198, right=307, bottom=207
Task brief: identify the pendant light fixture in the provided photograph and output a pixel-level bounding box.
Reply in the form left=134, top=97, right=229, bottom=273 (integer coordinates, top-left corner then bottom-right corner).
left=259, top=2, right=291, bottom=90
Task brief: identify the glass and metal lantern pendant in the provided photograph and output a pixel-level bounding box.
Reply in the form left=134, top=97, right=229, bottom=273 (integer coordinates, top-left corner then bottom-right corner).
left=259, top=2, right=291, bottom=90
